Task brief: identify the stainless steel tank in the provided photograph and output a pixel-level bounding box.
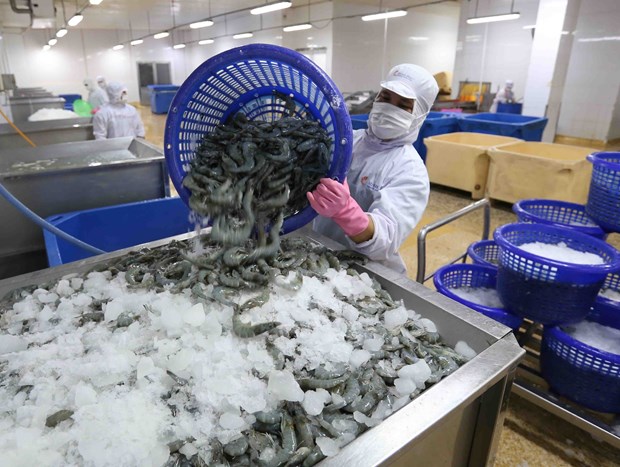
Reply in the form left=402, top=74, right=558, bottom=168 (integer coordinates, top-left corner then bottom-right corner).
left=0, top=117, right=94, bottom=149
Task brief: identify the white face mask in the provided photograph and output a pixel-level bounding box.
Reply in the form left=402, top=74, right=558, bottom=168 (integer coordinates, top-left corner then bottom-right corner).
left=368, top=102, right=415, bottom=140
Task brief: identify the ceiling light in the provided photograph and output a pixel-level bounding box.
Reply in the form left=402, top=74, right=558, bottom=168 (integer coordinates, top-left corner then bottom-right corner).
left=275, top=35, right=283, bottom=40
left=409, top=36, right=429, bottom=41
left=89, top=0, right=103, bottom=4
left=233, top=33, right=253, bottom=39
left=190, top=20, right=214, bottom=29
left=199, top=39, right=214, bottom=45
left=68, top=14, right=83, bottom=27
left=112, top=44, right=124, bottom=50
left=467, top=13, right=520, bottom=24
left=154, top=32, right=169, bottom=39
left=48, top=38, right=57, bottom=46
left=43, top=44, right=51, bottom=51
left=131, top=39, right=144, bottom=46
left=283, top=24, right=312, bottom=32
left=522, top=25, right=536, bottom=30
left=56, top=28, right=68, bottom=38
left=361, top=10, right=407, bottom=21
left=251, top=2, right=292, bottom=15
left=578, top=35, right=620, bottom=42
left=173, top=43, right=186, bottom=49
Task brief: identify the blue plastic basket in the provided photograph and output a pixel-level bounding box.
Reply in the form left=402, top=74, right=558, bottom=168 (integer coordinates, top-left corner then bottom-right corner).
left=589, top=273, right=620, bottom=326
left=585, top=152, right=620, bottom=233
left=467, top=239, right=500, bottom=268
left=434, top=264, right=522, bottom=330
left=164, top=44, right=352, bottom=235
left=44, top=197, right=194, bottom=267
left=541, top=301, right=620, bottom=413
left=494, top=223, right=620, bottom=325
left=458, top=112, right=548, bottom=141
left=513, top=199, right=606, bottom=239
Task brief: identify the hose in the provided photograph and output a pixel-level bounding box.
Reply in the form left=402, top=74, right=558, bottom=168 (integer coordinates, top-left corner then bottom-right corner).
left=0, top=107, right=37, bottom=147
left=0, top=181, right=106, bottom=255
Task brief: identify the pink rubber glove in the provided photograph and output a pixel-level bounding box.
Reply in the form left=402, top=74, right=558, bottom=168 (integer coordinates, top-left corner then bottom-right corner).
left=307, top=178, right=369, bottom=237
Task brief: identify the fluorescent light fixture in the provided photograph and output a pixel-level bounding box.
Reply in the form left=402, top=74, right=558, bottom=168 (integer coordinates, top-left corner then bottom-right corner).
left=283, top=23, right=312, bottom=32
left=56, top=28, right=68, bottom=38
left=173, top=43, right=186, bottom=49
left=362, top=10, right=407, bottom=21
left=190, top=20, right=214, bottom=29
left=154, top=31, right=169, bottom=39
left=68, top=14, right=83, bottom=26
left=89, top=0, right=103, bottom=4
left=233, top=33, right=253, bottom=39
left=130, top=39, right=144, bottom=45
left=467, top=13, right=520, bottom=24
left=578, top=35, right=620, bottom=42
left=409, top=36, right=429, bottom=41
left=48, top=38, right=57, bottom=46
left=251, top=1, right=291, bottom=15
left=43, top=44, right=51, bottom=51
left=522, top=24, right=536, bottom=30
left=275, top=35, right=283, bottom=40
left=199, top=39, right=214, bottom=45
left=112, top=44, right=124, bottom=50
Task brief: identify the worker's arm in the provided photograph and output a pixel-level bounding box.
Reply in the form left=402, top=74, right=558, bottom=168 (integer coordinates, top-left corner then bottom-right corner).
left=92, top=112, right=107, bottom=140
left=307, top=178, right=371, bottom=242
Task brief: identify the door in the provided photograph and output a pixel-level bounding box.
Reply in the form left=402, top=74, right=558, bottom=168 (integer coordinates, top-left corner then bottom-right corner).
left=137, top=62, right=172, bottom=106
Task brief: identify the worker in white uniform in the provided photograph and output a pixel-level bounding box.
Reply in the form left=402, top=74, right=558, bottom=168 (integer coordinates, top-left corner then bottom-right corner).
left=308, top=64, right=438, bottom=274
left=96, top=75, right=107, bottom=90
left=489, top=79, right=515, bottom=113
left=93, top=82, right=145, bottom=140
left=83, top=78, right=108, bottom=111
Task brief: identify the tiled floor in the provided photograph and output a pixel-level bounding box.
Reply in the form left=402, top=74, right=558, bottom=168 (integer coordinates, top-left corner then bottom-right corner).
left=137, top=105, right=620, bottom=466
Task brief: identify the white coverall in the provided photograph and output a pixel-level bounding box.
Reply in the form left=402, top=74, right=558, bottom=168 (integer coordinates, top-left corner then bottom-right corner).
left=83, top=78, right=108, bottom=110
left=93, top=82, right=145, bottom=140
left=490, top=80, right=515, bottom=113
left=312, top=66, right=437, bottom=274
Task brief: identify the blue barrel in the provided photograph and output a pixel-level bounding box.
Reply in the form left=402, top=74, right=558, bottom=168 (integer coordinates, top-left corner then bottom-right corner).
left=44, top=197, right=195, bottom=266
left=59, top=94, right=82, bottom=111
left=148, top=84, right=180, bottom=114
left=497, top=103, right=522, bottom=114
left=458, top=112, right=547, bottom=141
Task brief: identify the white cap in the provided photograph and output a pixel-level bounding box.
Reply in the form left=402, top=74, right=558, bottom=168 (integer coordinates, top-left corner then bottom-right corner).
left=379, top=63, right=439, bottom=103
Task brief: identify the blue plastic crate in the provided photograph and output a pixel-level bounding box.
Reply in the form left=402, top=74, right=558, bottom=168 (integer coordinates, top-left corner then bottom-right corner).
left=413, top=111, right=459, bottom=162
left=59, top=93, right=82, bottom=111
left=497, top=103, right=522, bottom=114
left=513, top=199, right=606, bottom=239
left=458, top=112, right=548, bottom=141
left=44, top=197, right=195, bottom=267
left=585, top=152, right=620, bottom=233
left=494, top=223, right=620, bottom=325
left=541, top=298, right=620, bottom=413
left=348, top=111, right=458, bottom=162
left=148, top=84, right=180, bottom=114
left=467, top=240, right=500, bottom=268
left=434, top=263, right=522, bottom=331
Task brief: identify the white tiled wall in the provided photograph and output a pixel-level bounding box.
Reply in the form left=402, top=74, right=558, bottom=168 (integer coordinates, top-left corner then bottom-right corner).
left=451, top=0, right=540, bottom=104
left=556, top=0, right=620, bottom=142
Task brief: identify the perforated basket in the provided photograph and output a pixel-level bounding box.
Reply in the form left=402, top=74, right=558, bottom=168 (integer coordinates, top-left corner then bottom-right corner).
left=586, top=152, right=620, bottom=233
left=513, top=199, right=606, bottom=239
left=494, top=223, right=620, bottom=325
left=164, top=44, right=353, bottom=234
left=434, top=264, right=522, bottom=331
left=590, top=273, right=620, bottom=325
left=467, top=240, right=500, bottom=268
left=541, top=304, right=620, bottom=413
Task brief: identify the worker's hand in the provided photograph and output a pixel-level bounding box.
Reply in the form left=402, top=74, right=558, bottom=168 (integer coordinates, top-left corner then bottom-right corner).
left=307, top=178, right=369, bottom=237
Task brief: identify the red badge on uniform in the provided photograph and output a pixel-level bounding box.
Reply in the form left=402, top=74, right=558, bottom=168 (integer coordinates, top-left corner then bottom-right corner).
left=361, top=176, right=368, bottom=185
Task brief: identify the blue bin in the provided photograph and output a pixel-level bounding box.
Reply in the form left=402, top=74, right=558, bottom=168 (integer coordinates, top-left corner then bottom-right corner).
left=44, top=197, right=195, bottom=267
left=458, top=112, right=548, bottom=141
left=413, top=111, right=458, bottom=162
left=497, top=103, right=522, bottom=114
left=148, top=85, right=180, bottom=114
left=59, top=94, right=82, bottom=111
left=349, top=111, right=458, bottom=162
